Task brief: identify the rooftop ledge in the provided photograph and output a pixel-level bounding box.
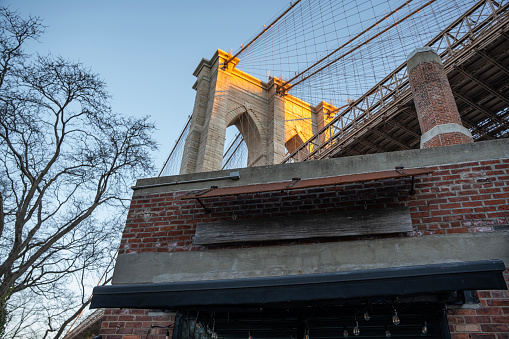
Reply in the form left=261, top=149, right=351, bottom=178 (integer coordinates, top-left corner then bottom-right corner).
left=134, top=139, right=509, bottom=196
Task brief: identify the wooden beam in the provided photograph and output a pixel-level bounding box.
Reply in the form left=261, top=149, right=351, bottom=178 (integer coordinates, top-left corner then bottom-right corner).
left=193, top=207, right=412, bottom=245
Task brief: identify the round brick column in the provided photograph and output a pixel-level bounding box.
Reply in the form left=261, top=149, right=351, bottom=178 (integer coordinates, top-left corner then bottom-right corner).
left=407, top=47, right=473, bottom=148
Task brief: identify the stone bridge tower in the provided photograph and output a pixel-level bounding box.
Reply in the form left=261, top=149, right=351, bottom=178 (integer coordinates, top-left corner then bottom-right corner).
left=180, top=49, right=335, bottom=174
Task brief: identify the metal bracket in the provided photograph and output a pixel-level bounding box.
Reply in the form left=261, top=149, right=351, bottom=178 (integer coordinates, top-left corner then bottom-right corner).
left=395, top=166, right=417, bottom=195
left=286, top=177, right=301, bottom=189
left=409, top=175, right=416, bottom=195
left=193, top=186, right=219, bottom=213
left=196, top=198, right=211, bottom=214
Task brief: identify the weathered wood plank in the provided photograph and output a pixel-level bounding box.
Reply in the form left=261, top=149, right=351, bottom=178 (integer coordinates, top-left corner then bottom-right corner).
left=193, top=207, right=412, bottom=245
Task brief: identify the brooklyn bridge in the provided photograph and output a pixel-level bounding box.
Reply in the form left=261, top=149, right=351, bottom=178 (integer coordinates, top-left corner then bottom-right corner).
left=160, top=0, right=508, bottom=175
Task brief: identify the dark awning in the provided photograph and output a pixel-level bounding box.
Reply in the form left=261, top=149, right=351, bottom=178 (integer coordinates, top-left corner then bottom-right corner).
left=90, top=260, right=507, bottom=310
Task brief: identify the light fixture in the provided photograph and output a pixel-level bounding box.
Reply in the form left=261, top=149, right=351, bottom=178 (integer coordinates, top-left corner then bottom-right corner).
left=212, top=332, right=218, bottom=339
left=353, top=321, right=360, bottom=336
left=363, top=310, right=370, bottom=321
left=343, top=326, right=349, bottom=338
left=422, top=321, right=428, bottom=335
left=385, top=325, right=391, bottom=338
left=304, top=328, right=310, bottom=339
left=392, top=309, right=400, bottom=326
left=248, top=331, right=253, bottom=339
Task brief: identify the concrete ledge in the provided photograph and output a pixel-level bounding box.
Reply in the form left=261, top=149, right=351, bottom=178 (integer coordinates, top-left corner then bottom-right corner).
left=420, top=123, right=473, bottom=148
left=407, top=47, right=442, bottom=72
left=134, top=139, right=509, bottom=195
left=112, top=231, right=509, bottom=284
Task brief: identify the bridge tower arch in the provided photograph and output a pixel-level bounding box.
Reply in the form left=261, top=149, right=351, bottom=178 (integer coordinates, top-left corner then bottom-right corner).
left=179, top=49, right=333, bottom=174
left=180, top=49, right=289, bottom=174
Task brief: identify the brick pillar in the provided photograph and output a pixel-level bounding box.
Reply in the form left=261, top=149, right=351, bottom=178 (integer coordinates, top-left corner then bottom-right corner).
left=407, top=47, right=473, bottom=148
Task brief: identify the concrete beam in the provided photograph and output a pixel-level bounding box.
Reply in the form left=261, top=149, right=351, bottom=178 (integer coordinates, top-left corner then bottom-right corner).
left=136, top=138, right=509, bottom=195
left=112, top=231, right=509, bottom=284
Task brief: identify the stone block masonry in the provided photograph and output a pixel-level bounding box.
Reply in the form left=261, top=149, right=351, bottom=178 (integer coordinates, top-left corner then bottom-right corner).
left=179, top=49, right=341, bottom=173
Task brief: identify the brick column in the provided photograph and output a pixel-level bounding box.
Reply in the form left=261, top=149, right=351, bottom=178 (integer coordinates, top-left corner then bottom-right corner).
left=407, top=47, right=473, bottom=148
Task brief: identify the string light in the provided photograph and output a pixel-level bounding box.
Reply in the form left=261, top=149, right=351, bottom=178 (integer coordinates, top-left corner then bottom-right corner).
left=304, top=328, right=310, bottom=339
left=363, top=310, right=370, bottom=321
left=249, top=331, right=254, bottom=339
left=343, top=326, right=349, bottom=338
left=385, top=325, right=391, bottom=338
left=422, top=321, right=428, bottom=335
left=392, top=309, right=400, bottom=326
left=353, top=321, right=360, bottom=336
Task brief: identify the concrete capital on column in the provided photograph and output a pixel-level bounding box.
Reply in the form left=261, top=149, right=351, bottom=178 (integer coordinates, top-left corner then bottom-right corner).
left=407, top=47, right=442, bottom=73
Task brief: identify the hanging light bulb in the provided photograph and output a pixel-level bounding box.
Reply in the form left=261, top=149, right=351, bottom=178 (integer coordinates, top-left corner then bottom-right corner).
left=392, top=309, right=400, bottom=326
left=304, top=328, right=310, bottom=339
left=385, top=325, right=391, bottom=338
left=343, top=326, right=349, bottom=338
left=212, top=332, right=218, bottom=339
left=422, top=321, right=428, bottom=335
left=363, top=310, right=370, bottom=321
left=353, top=321, right=360, bottom=336
left=248, top=331, right=254, bottom=339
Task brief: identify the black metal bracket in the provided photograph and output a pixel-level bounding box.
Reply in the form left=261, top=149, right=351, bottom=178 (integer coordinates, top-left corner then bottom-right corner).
left=286, top=177, right=301, bottom=189
left=409, top=175, right=416, bottom=195
left=196, top=198, right=211, bottom=214
left=193, top=186, right=219, bottom=213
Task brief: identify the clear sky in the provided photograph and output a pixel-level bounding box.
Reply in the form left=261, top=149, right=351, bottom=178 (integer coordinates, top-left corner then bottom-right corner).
left=6, top=0, right=289, bottom=174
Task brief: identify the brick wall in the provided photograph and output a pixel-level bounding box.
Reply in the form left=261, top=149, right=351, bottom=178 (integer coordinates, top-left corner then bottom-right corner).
left=121, top=158, right=509, bottom=254
left=99, top=309, right=174, bottom=339
left=108, top=157, right=509, bottom=338
left=448, top=269, right=509, bottom=339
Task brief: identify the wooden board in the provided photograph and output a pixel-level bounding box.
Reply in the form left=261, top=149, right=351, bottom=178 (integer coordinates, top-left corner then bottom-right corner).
left=193, top=207, right=412, bottom=245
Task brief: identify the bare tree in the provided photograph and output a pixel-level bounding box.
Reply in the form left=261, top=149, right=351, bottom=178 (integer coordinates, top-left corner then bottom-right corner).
left=0, top=8, right=157, bottom=338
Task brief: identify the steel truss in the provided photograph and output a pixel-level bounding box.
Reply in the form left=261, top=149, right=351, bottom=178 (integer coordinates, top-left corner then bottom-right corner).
left=282, top=0, right=509, bottom=163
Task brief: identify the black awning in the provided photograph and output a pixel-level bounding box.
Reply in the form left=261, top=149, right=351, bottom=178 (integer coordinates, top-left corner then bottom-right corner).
left=90, top=260, right=507, bottom=310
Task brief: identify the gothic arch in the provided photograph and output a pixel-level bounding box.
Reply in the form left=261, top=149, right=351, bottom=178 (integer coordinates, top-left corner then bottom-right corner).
left=225, top=105, right=264, bottom=167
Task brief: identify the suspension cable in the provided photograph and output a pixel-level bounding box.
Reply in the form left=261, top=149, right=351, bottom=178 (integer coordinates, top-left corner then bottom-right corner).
left=223, top=0, right=302, bottom=69
left=278, top=0, right=437, bottom=95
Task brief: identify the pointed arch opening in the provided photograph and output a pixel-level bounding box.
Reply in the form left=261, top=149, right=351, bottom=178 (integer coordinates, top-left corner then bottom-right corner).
left=223, top=107, right=263, bottom=169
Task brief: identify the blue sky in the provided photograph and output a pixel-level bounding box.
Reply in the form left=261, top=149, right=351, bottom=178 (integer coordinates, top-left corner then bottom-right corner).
left=7, top=0, right=289, bottom=174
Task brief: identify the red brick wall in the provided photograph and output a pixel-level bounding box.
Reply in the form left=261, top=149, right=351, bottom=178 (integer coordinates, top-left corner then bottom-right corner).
left=120, top=158, right=509, bottom=254
left=448, top=269, right=509, bottom=339
left=99, top=308, right=174, bottom=339
left=109, top=157, right=509, bottom=338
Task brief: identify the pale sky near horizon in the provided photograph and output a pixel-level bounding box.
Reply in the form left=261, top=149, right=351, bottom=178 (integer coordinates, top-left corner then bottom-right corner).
left=5, top=0, right=289, bottom=175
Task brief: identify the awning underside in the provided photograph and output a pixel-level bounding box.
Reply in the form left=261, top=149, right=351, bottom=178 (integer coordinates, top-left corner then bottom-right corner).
left=91, top=260, right=507, bottom=310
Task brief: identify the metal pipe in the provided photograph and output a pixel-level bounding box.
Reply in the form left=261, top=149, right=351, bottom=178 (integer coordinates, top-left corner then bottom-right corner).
left=132, top=172, right=240, bottom=190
